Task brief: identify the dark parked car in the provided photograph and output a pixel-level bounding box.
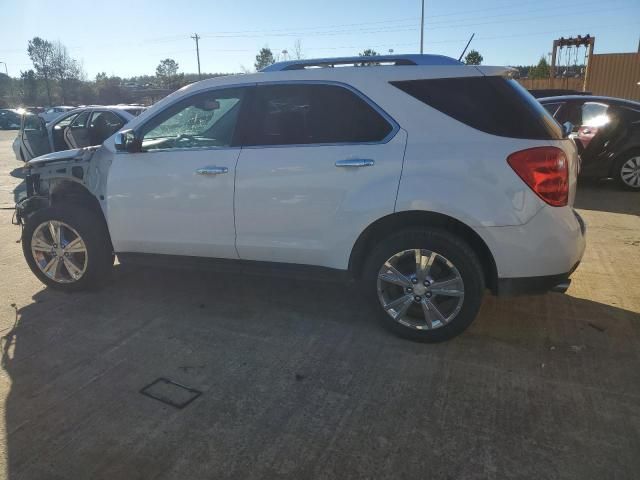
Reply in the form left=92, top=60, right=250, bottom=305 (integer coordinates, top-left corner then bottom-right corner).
left=539, top=95, right=640, bottom=190
left=0, top=109, right=22, bottom=130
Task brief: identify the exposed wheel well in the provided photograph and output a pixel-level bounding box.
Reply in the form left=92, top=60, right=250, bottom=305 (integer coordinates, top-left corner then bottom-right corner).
left=49, top=180, right=113, bottom=250
left=349, top=211, right=498, bottom=293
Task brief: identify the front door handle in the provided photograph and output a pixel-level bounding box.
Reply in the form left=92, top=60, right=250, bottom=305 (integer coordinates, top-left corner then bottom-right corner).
left=335, top=159, right=375, bottom=168
left=196, top=166, right=229, bottom=175
left=336, top=158, right=376, bottom=167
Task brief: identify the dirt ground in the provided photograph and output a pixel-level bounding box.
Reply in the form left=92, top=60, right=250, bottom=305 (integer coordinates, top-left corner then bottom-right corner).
left=0, top=130, right=638, bottom=479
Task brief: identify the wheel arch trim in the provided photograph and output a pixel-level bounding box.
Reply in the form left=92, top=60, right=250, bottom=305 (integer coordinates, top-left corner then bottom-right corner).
left=348, top=210, right=498, bottom=293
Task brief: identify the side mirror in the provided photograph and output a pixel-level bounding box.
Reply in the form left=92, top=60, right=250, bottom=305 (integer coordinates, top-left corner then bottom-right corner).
left=114, top=129, right=140, bottom=153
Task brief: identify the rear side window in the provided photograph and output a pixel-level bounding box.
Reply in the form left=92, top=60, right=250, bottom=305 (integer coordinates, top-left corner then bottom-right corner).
left=243, top=84, right=393, bottom=146
left=391, top=77, right=563, bottom=140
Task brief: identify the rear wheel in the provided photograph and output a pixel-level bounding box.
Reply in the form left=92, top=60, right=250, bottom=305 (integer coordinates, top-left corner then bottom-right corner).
left=614, top=150, right=640, bottom=191
left=363, top=228, right=485, bottom=342
left=22, top=205, right=114, bottom=291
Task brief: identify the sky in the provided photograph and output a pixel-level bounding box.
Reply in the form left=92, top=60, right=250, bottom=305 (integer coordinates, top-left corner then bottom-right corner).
left=0, top=0, right=638, bottom=78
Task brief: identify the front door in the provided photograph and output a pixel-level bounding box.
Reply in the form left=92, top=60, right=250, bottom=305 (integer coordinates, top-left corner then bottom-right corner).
left=234, top=83, right=406, bottom=269
left=21, top=114, right=51, bottom=159
left=106, top=87, right=248, bottom=258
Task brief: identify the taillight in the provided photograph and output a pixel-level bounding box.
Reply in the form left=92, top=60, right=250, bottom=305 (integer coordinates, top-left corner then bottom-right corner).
left=507, top=147, right=568, bottom=207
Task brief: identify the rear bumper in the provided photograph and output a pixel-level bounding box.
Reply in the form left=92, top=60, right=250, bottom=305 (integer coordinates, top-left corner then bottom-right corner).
left=496, top=261, right=580, bottom=296
left=476, top=206, right=586, bottom=280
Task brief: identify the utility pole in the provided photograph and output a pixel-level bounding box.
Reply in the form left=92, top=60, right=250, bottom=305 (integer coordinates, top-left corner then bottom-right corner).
left=191, top=33, right=201, bottom=79
left=420, top=0, right=425, bottom=54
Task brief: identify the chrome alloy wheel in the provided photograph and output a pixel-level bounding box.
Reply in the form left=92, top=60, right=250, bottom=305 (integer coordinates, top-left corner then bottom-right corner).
left=31, top=221, right=88, bottom=283
left=377, top=249, right=465, bottom=330
left=620, top=156, right=640, bottom=188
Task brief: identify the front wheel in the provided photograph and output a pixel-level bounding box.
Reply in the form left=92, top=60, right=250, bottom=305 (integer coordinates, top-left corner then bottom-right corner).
left=22, top=205, right=114, bottom=291
left=614, top=151, right=640, bottom=191
left=362, top=229, right=485, bottom=342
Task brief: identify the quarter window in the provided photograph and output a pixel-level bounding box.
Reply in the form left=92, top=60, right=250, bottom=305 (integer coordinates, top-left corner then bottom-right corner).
left=243, top=84, right=393, bottom=146
left=141, top=88, right=245, bottom=151
left=391, top=77, right=563, bottom=140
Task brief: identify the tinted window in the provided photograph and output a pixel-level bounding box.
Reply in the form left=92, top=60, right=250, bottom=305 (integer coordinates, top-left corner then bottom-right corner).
left=55, top=113, right=79, bottom=129
left=70, top=111, right=90, bottom=128
left=391, top=77, right=563, bottom=140
left=542, top=102, right=563, bottom=117
left=124, top=108, right=145, bottom=116
left=141, top=88, right=245, bottom=151
left=243, top=84, right=393, bottom=146
left=23, top=114, right=43, bottom=131
left=90, top=111, right=125, bottom=144
left=581, top=102, right=609, bottom=127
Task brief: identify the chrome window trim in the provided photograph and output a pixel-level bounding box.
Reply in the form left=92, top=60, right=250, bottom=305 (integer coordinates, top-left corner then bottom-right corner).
left=125, top=80, right=399, bottom=154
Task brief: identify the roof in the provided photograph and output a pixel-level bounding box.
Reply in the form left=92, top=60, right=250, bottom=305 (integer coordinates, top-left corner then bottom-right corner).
left=539, top=95, right=640, bottom=108
left=261, top=54, right=462, bottom=72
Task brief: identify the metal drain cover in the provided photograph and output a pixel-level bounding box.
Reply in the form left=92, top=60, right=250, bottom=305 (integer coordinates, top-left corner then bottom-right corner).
left=140, top=378, right=202, bottom=409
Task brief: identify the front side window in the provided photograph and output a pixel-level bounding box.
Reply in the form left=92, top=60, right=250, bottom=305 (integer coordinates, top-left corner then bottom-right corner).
left=542, top=102, right=563, bottom=118
left=243, top=84, right=393, bottom=146
left=141, top=88, right=245, bottom=151
left=55, top=113, right=79, bottom=129
left=70, top=111, right=90, bottom=129
left=23, top=114, right=44, bottom=131
left=581, top=102, right=609, bottom=127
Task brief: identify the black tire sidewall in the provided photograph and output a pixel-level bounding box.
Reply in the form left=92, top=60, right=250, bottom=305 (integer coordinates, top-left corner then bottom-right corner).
left=362, top=228, right=485, bottom=342
left=22, top=205, right=113, bottom=291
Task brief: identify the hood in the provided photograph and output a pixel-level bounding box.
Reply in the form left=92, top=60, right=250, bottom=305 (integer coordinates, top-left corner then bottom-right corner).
left=26, top=146, right=99, bottom=168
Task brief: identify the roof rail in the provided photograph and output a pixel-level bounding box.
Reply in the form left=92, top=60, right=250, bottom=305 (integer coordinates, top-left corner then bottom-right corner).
left=261, top=54, right=462, bottom=72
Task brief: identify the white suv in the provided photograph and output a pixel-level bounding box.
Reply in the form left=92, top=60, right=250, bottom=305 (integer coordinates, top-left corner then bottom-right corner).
left=15, top=55, right=586, bottom=342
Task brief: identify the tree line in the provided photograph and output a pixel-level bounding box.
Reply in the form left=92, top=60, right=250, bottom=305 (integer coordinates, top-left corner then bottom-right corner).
left=0, top=37, right=572, bottom=108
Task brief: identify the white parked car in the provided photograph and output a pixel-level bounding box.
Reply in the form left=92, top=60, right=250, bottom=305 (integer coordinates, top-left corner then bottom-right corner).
left=38, top=106, right=76, bottom=123
left=14, top=55, right=586, bottom=342
left=13, top=105, right=145, bottom=162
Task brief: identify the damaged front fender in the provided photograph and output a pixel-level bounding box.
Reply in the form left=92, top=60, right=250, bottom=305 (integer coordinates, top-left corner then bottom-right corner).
left=16, top=145, right=110, bottom=225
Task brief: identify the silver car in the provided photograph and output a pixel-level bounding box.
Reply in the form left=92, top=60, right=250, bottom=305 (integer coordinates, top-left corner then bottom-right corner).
left=13, top=105, right=145, bottom=161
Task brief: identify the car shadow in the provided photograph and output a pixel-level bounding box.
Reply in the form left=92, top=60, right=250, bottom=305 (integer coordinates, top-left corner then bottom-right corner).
left=575, top=177, right=640, bottom=216
left=2, top=264, right=640, bottom=478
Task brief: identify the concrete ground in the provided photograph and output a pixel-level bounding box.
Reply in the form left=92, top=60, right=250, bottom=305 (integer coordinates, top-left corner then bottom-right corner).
left=0, top=130, right=638, bottom=479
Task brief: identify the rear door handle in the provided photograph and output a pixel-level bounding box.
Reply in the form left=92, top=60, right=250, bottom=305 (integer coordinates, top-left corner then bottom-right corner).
left=335, top=159, right=375, bottom=168
left=195, top=166, right=229, bottom=175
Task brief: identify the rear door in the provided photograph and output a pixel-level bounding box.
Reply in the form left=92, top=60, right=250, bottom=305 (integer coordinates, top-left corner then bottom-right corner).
left=234, top=82, right=406, bottom=269
left=64, top=110, right=91, bottom=148
left=21, top=114, right=51, bottom=159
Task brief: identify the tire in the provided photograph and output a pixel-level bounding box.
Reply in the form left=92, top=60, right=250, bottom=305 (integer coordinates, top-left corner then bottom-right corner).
left=362, top=228, right=485, bottom=342
left=22, top=205, right=114, bottom=291
left=613, top=150, right=640, bottom=191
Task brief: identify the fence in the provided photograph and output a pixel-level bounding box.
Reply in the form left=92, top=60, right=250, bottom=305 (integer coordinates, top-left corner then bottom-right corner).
left=517, top=53, right=640, bottom=101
